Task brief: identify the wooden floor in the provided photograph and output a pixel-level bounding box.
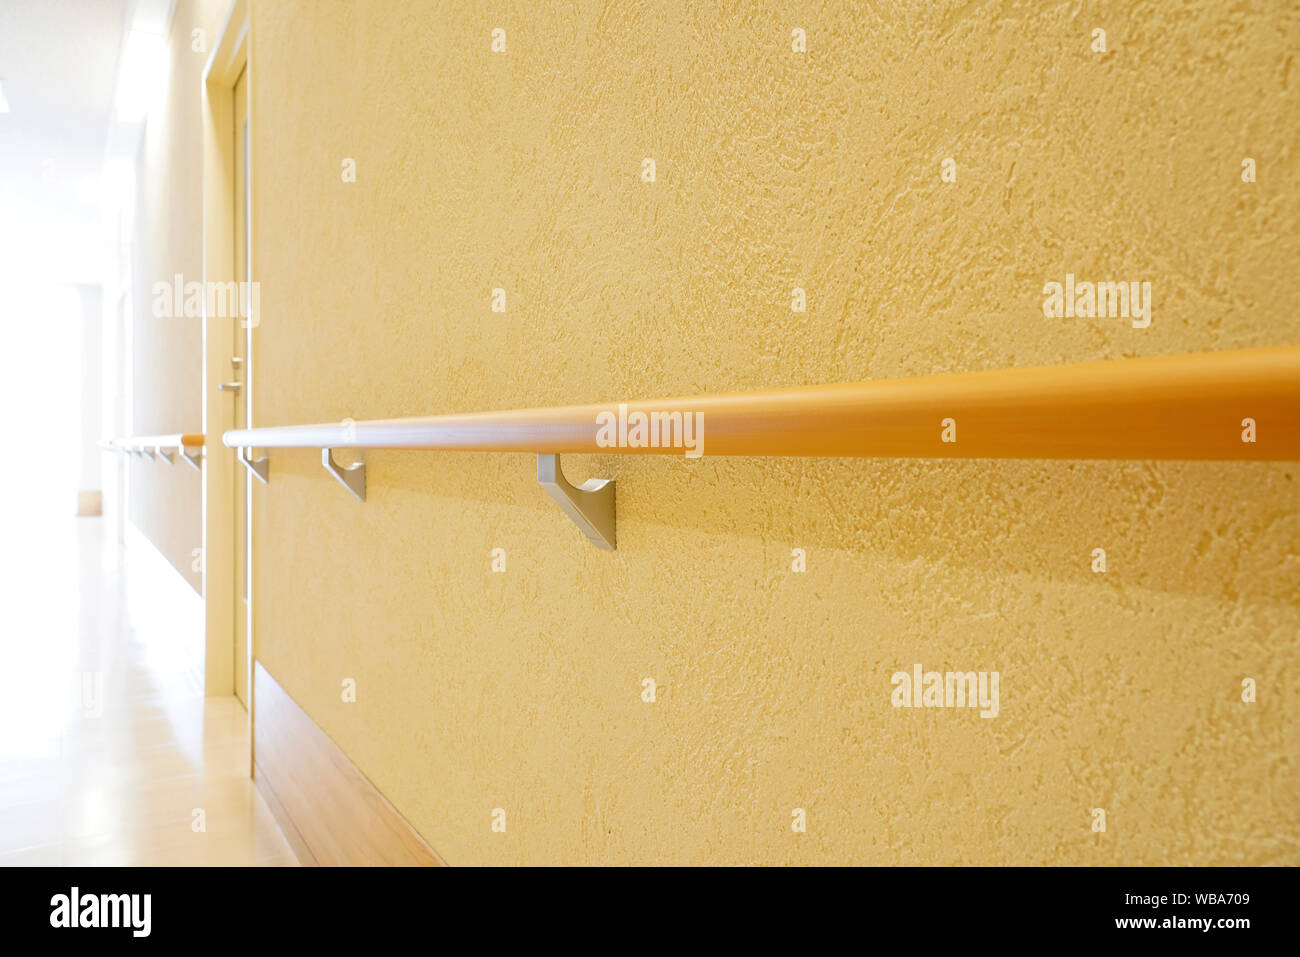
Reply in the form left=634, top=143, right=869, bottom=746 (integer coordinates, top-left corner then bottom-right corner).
left=0, top=517, right=296, bottom=865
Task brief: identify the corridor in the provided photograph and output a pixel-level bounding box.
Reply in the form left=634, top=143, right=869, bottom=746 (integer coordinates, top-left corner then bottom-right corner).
left=0, top=0, right=1295, bottom=887
left=0, top=517, right=293, bottom=866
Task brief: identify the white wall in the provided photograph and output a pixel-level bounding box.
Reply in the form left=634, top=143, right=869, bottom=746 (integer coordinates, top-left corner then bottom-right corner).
left=76, top=284, right=103, bottom=504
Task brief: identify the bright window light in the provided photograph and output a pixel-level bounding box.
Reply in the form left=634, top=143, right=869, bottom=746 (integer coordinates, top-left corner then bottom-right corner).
left=113, top=31, right=164, bottom=122
left=0, top=78, right=10, bottom=114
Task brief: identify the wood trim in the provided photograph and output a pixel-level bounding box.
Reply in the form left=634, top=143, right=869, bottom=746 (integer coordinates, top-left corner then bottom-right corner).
left=253, top=662, right=444, bottom=866
left=203, top=0, right=249, bottom=87
left=199, top=0, right=247, bottom=697
left=252, top=760, right=318, bottom=866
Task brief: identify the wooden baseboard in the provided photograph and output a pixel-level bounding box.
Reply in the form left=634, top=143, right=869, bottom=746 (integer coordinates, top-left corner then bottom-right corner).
left=253, top=661, right=443, bottom=866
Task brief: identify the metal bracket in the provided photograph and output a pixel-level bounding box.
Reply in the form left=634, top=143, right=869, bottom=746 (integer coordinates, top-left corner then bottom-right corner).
left=537, top=453, right=615, bottom=549
left=180, top=446, right=202, bottom=471
left=238, top=446, right=269, bottom=484
left=322, top=448, right=365, bottom=502
left=157, top=447, right=175, bottom=465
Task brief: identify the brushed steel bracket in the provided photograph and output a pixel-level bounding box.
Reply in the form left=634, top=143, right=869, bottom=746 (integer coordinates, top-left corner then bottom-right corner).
left=322, top=448, right=365, bottom=502
left=181, top=446, right=202, bottom=471
left=238, top=445, right=269, bottom=484
left=537, top=453, right=615, bottom=549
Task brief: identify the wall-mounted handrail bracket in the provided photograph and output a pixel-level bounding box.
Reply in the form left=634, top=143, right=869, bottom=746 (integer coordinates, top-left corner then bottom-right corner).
left=181, top=445, right=203, bottom=471
left=537, top=454, right=615, bottom=549
left=322, top=448, right=365, bottom=502
left=239, top=446, right=269, bottom=484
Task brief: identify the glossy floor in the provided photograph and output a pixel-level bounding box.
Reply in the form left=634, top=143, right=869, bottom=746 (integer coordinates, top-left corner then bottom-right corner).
left=0, top=517, right=295, bottom=865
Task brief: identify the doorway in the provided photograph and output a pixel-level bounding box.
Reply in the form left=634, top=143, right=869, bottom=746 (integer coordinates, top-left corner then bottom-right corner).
left=200, top=0, right=252, bottom=717
left=231, top=64, right=250, bottom=707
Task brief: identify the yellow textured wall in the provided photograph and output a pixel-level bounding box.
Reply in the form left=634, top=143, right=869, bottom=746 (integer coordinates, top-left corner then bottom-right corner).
left=130, top=0, right=228, bottom=590
left=248, top=1, right=1300, bottom=864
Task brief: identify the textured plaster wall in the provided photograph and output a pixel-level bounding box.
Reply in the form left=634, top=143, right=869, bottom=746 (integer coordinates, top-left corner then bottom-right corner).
left=130, top=0, right=228, bottom=591
left=248, top=1, right=1299, bottom=864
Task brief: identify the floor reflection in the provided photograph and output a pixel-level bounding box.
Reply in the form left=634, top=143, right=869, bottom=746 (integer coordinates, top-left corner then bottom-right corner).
left=0, top=517, right=295, bottom=865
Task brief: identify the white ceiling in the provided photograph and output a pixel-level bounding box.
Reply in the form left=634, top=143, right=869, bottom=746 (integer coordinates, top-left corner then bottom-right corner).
left=0, top=0, right=132, bottom=283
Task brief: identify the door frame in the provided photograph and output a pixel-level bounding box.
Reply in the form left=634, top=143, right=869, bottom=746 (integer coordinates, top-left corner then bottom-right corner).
left=200, top=0, right=251, bottom=702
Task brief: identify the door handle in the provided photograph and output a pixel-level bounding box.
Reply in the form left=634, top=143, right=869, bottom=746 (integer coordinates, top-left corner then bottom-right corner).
left=217, top=381, right=243, bottom=392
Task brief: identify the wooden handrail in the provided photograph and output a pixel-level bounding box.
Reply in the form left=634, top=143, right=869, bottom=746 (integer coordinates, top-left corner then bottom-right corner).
left=102, top=434, right=205, bottom=451
left=223, top=347, right=1299, bottom=461
left=101, top=434, right=205, bottom=470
